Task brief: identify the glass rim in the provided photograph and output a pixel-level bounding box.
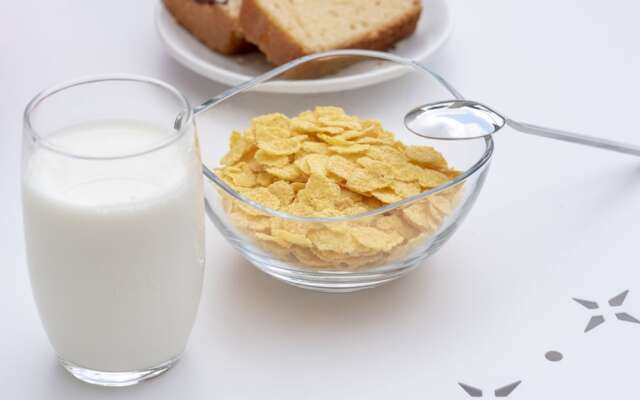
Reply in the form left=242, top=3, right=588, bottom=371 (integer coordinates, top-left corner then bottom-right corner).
left=200, top=49, right=495, bottom=223
left=23, top=74, right=194, bottom=160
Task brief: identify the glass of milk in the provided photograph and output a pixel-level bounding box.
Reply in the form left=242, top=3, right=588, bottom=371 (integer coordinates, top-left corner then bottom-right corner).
left=21, top=75, right=205, bottom=386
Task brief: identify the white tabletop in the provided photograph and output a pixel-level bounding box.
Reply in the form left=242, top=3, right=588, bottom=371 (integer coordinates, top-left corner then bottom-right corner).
left=2, top=1, right=640, bottom=398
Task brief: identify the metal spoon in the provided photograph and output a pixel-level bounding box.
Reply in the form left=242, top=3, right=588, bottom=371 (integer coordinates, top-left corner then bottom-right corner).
left=405, top=100, right=640, bottom=156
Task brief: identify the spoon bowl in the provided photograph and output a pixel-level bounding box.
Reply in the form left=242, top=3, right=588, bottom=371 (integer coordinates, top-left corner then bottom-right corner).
left=404, top=100, right=505, bottom=140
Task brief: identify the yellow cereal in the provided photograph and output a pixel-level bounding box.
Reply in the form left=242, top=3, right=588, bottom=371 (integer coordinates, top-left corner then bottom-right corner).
left=256, top=172, right=275, bottom=187
left=378, top=131, right=395, bottom=140
left=343, top=253, right=386, bottom=268
left=444, top=169, right=462, bottom=179
left=296, top=174, right=341, bottom=211
left=371, top=188, right=403, bottom=204
left=314, top=106, right=346, bottom=117
left=405, top=232, right=431, bottom=249
left=375, top=214, right=419, bottom=239
left=405, top=145, right=448, bottom=170
left=239, top=187, right=280, bottom=214
left=351, top=226, right=404, bottom=252
left=301, top=141, right=329, bottom=154
left=266, top=164, right=302, bottom=181
left=255, top=149, right=290, bottom=167
left=386, top=232, right=430, bottom=262
left=254, top=232, right=291, bottom=248
left=322, top=220, right=352, bottom=234
left=270, top=215, right=312, bottom=236
left=291, top=182, right=306, bottom=193
left=291, top=134, right=308, bottom=143
left=310, top=248, right=350, bottom=263
left=255, top=238, right=296, bottom=259
left=319, top=117, right=362, bottom=131
left=335, top=189, right=364, bottom=209
left=291, top=118, right=317, bottom=133
left=295, top=154, right=329, bottom=176
left=389, top=162, right=423, bottom=182
left=428, top=195, right=452, bottom=214
left=306, top=173, right=341, bottom=198
left=257, top=137, right=301, bottom=156
left=221, top=131, right=254, bottom=166
left=356, top=157, right=395, bottom=180
left=217, top=106, right=462, bottom=271
left=401, top=202, right=432, bottom=230
left=290, top=247, right=335, bottom=267
left=341, top=206, right=371, bottom=218
left=367, top=145, right=408, bottom=164
left=251, top=113, right=290, bottom=130
left=219, top=164, right=256, bottom=187
left=253, top=123, right=289, bottom=140
left=272, top=229, right=312, bottom=248
left=268, top=181, right=295, bottom=206
left=326, top=155, right=358, bottom=180
left=293, top=157, right=309, bottom=174
left=295, top=110, right=318, bottom=122
left=418, top=169, right=450, bottom=188
left=355, top=137, right=397, bottom=146
left=315, top=126, right=345, bottom=135
left=336, top=130, right=367, bottom=141
left=361, top=118, right=382, bottom=128
left=230, top=211, right=271, bottom=231
left=391, top=181, right=422, bottom=198
left=308, top=229, right=358, bottom=254
left=306, top=154, right=329, bottom=176
left=345, top=168, right=390, bottom=194
left=245, top=158, right=264, bottom=172
left=227, top=171, right=256, bottom=187
left=363, top=196, right=384, bottom=210
left=283, top=202, right=315, bottom=217
left=317, top=133, right=353, bottom=146
left=329, top=144, right=370, bottom=154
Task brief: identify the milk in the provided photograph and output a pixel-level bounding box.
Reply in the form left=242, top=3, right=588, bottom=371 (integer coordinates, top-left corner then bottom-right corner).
left=22, top=119, right=205, bottom=372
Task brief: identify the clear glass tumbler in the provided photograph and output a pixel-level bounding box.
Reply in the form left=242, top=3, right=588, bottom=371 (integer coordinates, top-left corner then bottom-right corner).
left=21, top=75, right=205, bottom=386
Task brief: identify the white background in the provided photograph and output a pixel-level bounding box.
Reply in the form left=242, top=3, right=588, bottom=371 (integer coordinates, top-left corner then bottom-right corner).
left=2, top=1, right=640, bottom=398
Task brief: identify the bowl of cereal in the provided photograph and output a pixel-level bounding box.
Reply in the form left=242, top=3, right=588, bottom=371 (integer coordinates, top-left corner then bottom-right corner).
left=198, top=50, right=493, bottom=292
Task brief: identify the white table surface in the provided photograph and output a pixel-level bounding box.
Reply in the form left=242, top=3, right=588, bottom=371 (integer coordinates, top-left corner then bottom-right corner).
left=2, top=1, right=640, bottom=398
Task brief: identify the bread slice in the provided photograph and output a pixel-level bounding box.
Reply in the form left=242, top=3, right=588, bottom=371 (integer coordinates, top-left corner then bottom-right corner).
left=238, top=0, right=422, bottom=65
left=164, top=0, right=253, bottom=55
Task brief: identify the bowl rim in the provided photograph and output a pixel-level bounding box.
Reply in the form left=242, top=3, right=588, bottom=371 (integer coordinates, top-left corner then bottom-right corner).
left=200, top=49, right=494, bottom=223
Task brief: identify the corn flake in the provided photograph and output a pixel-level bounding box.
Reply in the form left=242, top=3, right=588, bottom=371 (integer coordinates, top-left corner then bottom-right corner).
left=221, top=131, right=254, bottom=166
left=351, top=226, right=404, bottom=252
left=405, top=145, right=448, bottom=170
left=266, top=164, right=302, bottom=181
left=268, top=181, right=295, bottom=206
left=255, top=149, right=290, bottom=167
left=329, top=144, right=370, bottom=154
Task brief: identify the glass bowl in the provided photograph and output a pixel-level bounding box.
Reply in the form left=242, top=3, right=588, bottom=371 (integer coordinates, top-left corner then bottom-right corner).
left=197, top=50, right=493, bottom=292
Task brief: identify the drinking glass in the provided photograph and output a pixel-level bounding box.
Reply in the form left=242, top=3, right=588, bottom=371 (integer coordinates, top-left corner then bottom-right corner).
left=21, top=75, right=205, bottom=386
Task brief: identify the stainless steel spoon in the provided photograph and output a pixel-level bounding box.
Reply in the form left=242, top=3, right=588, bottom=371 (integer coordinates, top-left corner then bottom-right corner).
left=405, top=100, right=640, bottom=157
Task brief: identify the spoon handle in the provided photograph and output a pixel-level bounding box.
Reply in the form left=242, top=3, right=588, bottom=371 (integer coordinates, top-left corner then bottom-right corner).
left=506, top=119, right=640, bottom=157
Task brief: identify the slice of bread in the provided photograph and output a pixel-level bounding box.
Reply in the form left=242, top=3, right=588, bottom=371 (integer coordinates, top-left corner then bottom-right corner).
left=238, top=0, right=422, bottom=65
left=164, top=0, right=253, bottom=55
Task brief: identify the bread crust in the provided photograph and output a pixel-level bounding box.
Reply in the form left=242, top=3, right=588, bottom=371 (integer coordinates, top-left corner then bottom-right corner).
left=239, top=0, right=422, bottom=65
left=164, top=0, right=253, bottom=55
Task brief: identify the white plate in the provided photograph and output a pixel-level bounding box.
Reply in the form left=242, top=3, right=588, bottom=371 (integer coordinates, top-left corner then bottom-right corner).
left=155, top=0, right=452, bottom=93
